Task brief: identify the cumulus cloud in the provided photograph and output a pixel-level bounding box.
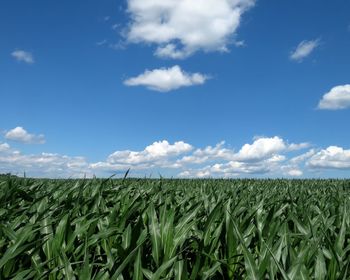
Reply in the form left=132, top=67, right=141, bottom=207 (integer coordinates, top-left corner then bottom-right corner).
left=125, top=0, right=255, bottom=58
left=90, top=140, right=193, bottom=172
left=178, top=159, right=277, bottom=178
left=3, top=134, right=348, bottom=178
left=307, top=146, right=350, bottom=169
left=232, top=136, right=308, bottom=162
left=108, top=140, right=193, bottom=164
left=124, top=65, right=208, bottom=92
left=318, top=85, right=350, bottom=110
left=176, top=137, right=310, bottom=177
left=234, top=136, right=287, bottom=162
left=290, top=39, right=319, bottom=62
left=0, top=147, right=90, bottom=178
left=0, top=143, right=10, bottom=152
left=286, top=169, right=303, bottom=177
left=279, top=160, right=306, bottom=177
left=5, top=127, right=45, bottom=144
left=177, top=141, right=234, bottom=164
left=11, top=50, right=35, bottom=64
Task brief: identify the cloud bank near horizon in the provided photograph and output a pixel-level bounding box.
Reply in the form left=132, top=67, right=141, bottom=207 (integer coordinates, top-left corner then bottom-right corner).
left=2, top=127, right=350, bottom=178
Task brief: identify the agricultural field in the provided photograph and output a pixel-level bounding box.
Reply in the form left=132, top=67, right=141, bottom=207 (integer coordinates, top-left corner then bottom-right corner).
left=1, top=176, right=350, bottom=279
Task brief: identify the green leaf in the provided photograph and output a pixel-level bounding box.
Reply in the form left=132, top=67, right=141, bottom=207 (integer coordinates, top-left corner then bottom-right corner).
left=148, top=203, right=161, bottom=267
left=133, top=249, right=143, bottom=280
left=110, top=239, right=145, bottom=280
left=314, top=249, right=326, bottom=280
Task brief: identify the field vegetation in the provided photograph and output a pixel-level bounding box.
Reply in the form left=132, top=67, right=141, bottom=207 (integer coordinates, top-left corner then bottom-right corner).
left=1, top=176, right=350, bottom=279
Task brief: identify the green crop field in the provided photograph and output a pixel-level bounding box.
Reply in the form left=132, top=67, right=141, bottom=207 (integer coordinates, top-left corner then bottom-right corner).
left=1, top=176, right=350, bottom=279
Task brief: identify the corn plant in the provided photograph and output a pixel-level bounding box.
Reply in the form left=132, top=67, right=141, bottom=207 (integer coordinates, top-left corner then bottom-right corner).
left=1, top=176, right=350, bottom=279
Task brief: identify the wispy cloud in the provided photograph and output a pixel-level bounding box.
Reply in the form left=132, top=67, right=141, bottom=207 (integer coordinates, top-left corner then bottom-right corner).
left=318, top=85, right=350, bottom=110
left=111, top=24, right=120, bottom=31
left=5, top=127, right=45, bottom=144
left=96, top=39, right=107, bottom=46
left=290, top=39, right=320, bottom=62
left=124, top=65, right=209, bottom=92
left=11, top=49, right=35, bottom=64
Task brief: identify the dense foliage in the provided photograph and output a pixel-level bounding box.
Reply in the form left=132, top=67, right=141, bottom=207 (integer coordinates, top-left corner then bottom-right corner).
left=1, top=177, right=350, bottom=279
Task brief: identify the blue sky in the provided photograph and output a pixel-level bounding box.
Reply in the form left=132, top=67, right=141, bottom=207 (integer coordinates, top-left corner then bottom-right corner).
left=1, top=0, right=350, bottom=178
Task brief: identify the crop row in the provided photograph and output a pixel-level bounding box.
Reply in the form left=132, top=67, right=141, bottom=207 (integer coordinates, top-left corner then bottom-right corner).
left=0, top=177, right=350, bottom=279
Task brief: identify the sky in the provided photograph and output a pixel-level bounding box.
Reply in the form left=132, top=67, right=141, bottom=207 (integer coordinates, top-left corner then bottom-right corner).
left=1, top=0, right=350, bottom=178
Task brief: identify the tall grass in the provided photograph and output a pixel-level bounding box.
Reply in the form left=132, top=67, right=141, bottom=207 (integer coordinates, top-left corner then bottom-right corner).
left=1, top=176, right=350, bottom=279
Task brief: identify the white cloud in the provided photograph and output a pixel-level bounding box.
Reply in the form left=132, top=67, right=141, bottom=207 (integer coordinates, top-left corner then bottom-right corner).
left=267, top=154, right=286, bottom=163
left=0, top=143, right=10, bottom=152
left=286, top=169, right=303, bottom=177
left=234, top=136, right=287, bottom=162
left=3, top=134, right=348, bottom=178
left=212, top=160, right=271, bottom=174
left=125, top=0, right=255, bottom=58
left=154, top=44, right=191, bottom=59
left=193, top=141, right=231, bottom=158
left=307, top=146, right=350, bottom=169
left=290, top=39, right=319, bottom=62
left=318, top=85, right=350, bottom=110
left=178, top=159, right=274, bottom=178
left=145, top=140, right=192, bottom=157
left=90, top=140, right=193, bottom=172
left=288, top=142, right=311, bottom=151
left=124, top=65, right=208, bottom=92
left=11, top=50, right=35, bottom=64
left=5, top=127, right=45, bottom=144
left=107, top=140, right=192, bottom=164
left=177, top=141, right=234, bottom=164
left=0, top=148, right=90, bottom=178
left=175, top=136, right=310, bottom=177
left=176, top=137, right=313, bottom=178
left=290, top=149, right=316, bottom=164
